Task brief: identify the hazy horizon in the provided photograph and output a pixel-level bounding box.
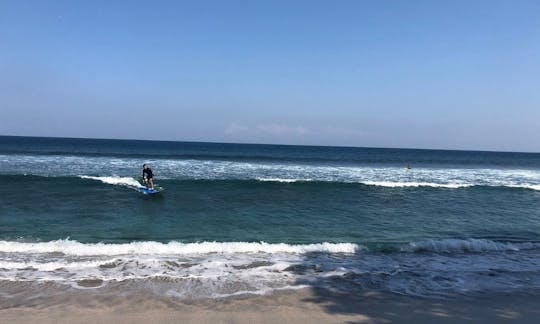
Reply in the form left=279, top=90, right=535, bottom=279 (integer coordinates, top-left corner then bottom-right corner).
left=3, top=133, right=540, bottom=154
left=1, top=1, right=539, bottom=152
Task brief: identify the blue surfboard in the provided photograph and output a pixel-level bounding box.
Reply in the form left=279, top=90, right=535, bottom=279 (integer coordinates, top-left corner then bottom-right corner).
left=138, top=186, right=164, bottom=195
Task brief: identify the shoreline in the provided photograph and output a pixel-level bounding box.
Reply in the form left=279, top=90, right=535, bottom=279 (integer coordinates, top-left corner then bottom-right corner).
left=2, top=288, right=540, bottom=323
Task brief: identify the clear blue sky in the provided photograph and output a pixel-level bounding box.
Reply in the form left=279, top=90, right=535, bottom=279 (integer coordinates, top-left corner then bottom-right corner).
left=1, top=0, right=539, bottom=151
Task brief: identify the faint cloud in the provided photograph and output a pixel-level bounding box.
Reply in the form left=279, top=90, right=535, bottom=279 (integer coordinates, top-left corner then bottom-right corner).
left=224, top=122, right=366, bottom=143
left=225, top=122, right=310, bottom=137
left=256, top=124, right=310, bottom=136
left=323, top=126, right=366, bottom=138
left=224, top=122, right=249, bottom=135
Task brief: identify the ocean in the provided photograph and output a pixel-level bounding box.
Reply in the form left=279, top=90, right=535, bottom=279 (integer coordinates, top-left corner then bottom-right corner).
left=1, top=135, right=540, bottom=301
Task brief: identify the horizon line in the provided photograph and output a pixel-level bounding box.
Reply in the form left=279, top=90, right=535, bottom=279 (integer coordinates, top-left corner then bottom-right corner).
left=1, top=134, right=539, bottom=155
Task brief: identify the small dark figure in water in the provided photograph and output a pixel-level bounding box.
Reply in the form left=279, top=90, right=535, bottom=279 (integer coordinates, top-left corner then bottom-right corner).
left=142, top=164, right=154, bottom=189
left=407, top=164, right=412, bottom=170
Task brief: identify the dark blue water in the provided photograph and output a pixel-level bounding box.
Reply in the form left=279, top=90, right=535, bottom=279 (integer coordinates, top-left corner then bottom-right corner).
left=1, top=136, right=540, bottom=298
left=2, top=135, right=540, bottom=167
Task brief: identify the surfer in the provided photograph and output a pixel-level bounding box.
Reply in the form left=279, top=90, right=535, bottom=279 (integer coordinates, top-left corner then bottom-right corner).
left=142, top=164, right=154, bottom=189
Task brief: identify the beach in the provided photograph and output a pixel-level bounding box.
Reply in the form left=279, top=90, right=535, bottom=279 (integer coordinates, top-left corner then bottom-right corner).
left=3, top=288, right=540, bottom=324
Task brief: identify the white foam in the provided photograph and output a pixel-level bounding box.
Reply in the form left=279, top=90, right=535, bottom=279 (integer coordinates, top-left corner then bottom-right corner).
left=361, top=181, right=473, bottom=189
left=80, top=176, right=142, bottom=188
left=0, top=241, right=318, bottom=298
left=256, top=178, right=311, bottom=183
left=207, top=284, right=310, bottom=299
left=507, top=184, right=540, bottom=191
left=2, top=238, right=540, bottom=299
left=0, top=240, right=359, bottom=256
left=0, top=259, right=121, bottom=271
left=3, top=154, right=540, bottom=191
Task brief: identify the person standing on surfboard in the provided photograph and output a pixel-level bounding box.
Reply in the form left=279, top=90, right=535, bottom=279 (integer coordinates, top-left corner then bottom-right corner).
left=142, top=164, right=155, bottom=189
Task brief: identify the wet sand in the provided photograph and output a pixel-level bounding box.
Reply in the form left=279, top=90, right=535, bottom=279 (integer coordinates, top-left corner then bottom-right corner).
left=2, top=288, right=540, bottom=323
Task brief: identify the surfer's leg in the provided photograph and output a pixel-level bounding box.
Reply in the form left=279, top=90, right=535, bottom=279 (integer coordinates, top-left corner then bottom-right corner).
left=149, top=178, right=154, bottom=189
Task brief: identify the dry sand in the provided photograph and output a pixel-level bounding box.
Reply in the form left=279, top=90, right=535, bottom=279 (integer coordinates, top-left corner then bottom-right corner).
left=2, top=288, right=540, bottom=323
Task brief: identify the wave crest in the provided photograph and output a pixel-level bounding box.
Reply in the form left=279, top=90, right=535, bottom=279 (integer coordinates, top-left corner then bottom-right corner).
left=80, top=176, right=142, bottom=188
left=361, top=181, right=473, bottom=189
left=0, top=240, right=359, bottom=256
left=406, top=238, right=540, bottom=253
left=256, top=178, right=311, bottom=183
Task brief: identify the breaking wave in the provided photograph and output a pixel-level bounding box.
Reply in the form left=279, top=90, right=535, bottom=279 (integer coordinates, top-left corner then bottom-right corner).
left=1, top=153, right=539, bottom=191
left=361, top=181, right=473, bottom=189
left=0, top=240, right=359, bottom=256
left=79, top=175, right=142, bottom=188
left=2, top=238, right=540, bottom=298
left=406, top=238, right=540, bottom=253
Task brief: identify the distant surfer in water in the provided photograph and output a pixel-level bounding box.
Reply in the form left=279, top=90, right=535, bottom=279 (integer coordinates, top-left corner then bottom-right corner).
left=142, top=164, right=154, bottom=189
